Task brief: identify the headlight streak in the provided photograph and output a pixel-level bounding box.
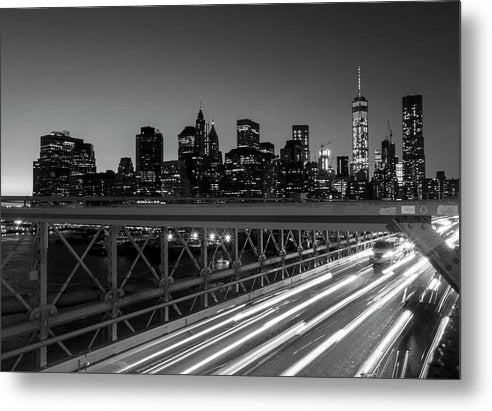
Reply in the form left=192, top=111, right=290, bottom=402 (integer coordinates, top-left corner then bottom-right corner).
left=218, top=261, right=421, bottom=375
left=231, top=272, right=334, bottom=322
left=382, top=253, right=416, bottom=275
left=114, top=303, right=248, bottom=373
left=445, top=229, right=460, bottom=247
left=88, top=303, right=246, bottom=373
left=296, top=262, right=415, bottom=335
left=281, top=264, right=427, bottom=377
left=213, top=322, right=307, bottom=375
left=180, top=275, right=358, bottom=375
left=381, top=251, right=394, bottom=259
left=117, top=269, right=339, bottom=373
left=144, top=308, right=277, bottom=374
left=216, top=258, right=425, bottom=376
left=427, top=277, right=440, bottom=291
left=437, top=285, right=452, bottom=313
left=419, top=315, right=451, bottom=378
left=354, top=310, right=414, bottom=377
left=105, top=243, right=390, bottom=374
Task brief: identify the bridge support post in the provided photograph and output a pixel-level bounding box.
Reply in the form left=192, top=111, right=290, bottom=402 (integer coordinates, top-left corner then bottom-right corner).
left=312, top=232, right=318, bottom=268
left=160, top=227, right=170, bottom=322
left=233, top=228, right=240, bottom=294
left=389, top=217, right=460, bottom=293
left=298, top=230, right=303, bottom=274
left=202, top=227, right=208, bottom=308
left=37, top=222, right=49, bottom=369
left=280, top=230, right=286, bottom=279
left=106, top=225, right=120, bottom=342
left=259, top=229, right=264, bottom=287
left=336, top=231, right=341, bottom=259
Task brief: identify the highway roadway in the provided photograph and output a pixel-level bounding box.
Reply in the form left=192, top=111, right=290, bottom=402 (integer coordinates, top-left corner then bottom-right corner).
left=84, top=221, right=459, bottom=378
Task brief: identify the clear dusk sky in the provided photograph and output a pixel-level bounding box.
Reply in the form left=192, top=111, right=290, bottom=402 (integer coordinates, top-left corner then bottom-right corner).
left=0, top=1, right=460, bottom=196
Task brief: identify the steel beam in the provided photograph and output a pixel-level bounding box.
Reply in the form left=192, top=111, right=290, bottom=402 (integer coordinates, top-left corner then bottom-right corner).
left=1, top=200, right=459, bottom=231
left=388, top=216, right=460, bottom=292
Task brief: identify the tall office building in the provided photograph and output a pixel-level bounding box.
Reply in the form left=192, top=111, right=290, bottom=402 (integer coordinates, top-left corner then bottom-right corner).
left=351, top=66, right=369, bottom=181
left=336, top=156, right=349, bottom=178
left=279, top=140, right=304, bottom=194
left=136, top=126, right=163, bottom=196
left=292, top=125, right=310, bottom=165
left=318, top=144, right=331, bottom=171
left=32, top=130, right=96, bottom=196
left=396, top=158, right=404, bottom=196
left=196, top=106, right=207, bottom=157
left=374, top=149, right=382, bottom=171
left=207, top=121, right=221, bottom=162
left=237, top=119, right=260, bottom=149
left=161, top=160, right=190, bottom=197
left=202, top=121, right=223, bottom=196
left=223, top=147, right=263, bottom=197
left=177, top=126, right=196, bottom=161
left=402, top=95, right=425, bottom=199
left=381, top=129, right=398, bottom=199
left=114, top=157, right=136, bottom=196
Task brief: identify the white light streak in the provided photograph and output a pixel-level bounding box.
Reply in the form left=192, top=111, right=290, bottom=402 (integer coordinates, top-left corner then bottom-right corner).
left=180, top=275, right=356, bottom=375
left=355, top=310, right=413, bottom=377
left=282, top=268, right=425, bottom=376
left=419, top=316, right=450, bottom=378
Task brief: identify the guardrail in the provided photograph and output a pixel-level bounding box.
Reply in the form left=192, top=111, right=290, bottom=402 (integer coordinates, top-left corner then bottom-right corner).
left=1, top=234, right=385, bottom=371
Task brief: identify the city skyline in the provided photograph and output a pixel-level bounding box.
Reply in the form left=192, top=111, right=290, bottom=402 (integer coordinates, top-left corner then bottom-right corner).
left=0, top=2, right=460, bottom=195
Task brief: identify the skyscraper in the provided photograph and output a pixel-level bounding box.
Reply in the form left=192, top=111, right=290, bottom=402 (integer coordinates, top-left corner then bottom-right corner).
left=336, top=156, right=349, bottom=178
left=32, top=130, right=96, bottom=196
left=136, top=126, right=163, bottom=196
left=292, top=125, right=310, bottom=165
left=237, top=119, right=260, bottom=149
left=202, top=121, right=223, bottom=196
left=196, top=105, right=207, bottom=157
left=402, top=94, right=425, bottom=199
left=374, top=149, right=382, bottom=172
left=280, top=140, right=304, bottom=194
left=223, top=147, right=263, bottom=197
left=351, top=66, right=369, bottom=181
left=381, top=128, right=398, bottom=199
left=318, top=144, right=331, bottom=171
left=115, top=157, right=136, bottom=196
left=207, top=121, right=221, bottom=162
left=177, top=126, right=196, bottom=161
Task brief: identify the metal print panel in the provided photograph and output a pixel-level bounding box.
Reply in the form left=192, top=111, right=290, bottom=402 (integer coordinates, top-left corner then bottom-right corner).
left=0, top=1, right=460, bottom=378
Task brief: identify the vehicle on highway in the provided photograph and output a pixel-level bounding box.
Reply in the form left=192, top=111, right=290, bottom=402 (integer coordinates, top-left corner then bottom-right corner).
left=369, top=237, right=407, bottom=265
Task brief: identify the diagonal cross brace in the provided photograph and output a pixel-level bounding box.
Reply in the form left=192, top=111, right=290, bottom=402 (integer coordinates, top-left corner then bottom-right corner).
left=388, top=216, right=460, bottom=293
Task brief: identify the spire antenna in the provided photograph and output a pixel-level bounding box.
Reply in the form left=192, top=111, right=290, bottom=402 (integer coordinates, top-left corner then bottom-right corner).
left=357, top=65, right=361, bottom=97
left=199, top=96, right=202, bottom=109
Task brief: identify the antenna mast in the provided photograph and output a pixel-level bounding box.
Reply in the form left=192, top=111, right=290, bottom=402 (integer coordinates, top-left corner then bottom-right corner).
left=357, top=66, right=361, bottom=97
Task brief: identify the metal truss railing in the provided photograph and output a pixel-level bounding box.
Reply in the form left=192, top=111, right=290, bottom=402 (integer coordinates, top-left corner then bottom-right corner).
left=1, top=222, right=385, bottom=371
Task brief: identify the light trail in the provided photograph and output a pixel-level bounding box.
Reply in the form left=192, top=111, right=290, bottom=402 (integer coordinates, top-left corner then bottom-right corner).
left=101, top=247, right=373, bottom=373
left=445, top=229, right=460, bottom=247
left=90, top=302, right=247, bottom=373
left=216, top=258, right=426, bottom=375
left=213, top=322, right=306, bottom=375
left=115, top=267, right=337, bottom=373
left=437, top=285, right=452, bottom=313
left=144, top=308, right=276, bottom=374
left=419, top=315, right=451, bottom=378
left=281, top=259, right=429, bottom=376
left=179, top=275, right=358, bottom=374
left=296, top=259, right=421, bottom=334
left=354, top=310, right=414, bottom=377
left=382, top=253, right=416, bottom=275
